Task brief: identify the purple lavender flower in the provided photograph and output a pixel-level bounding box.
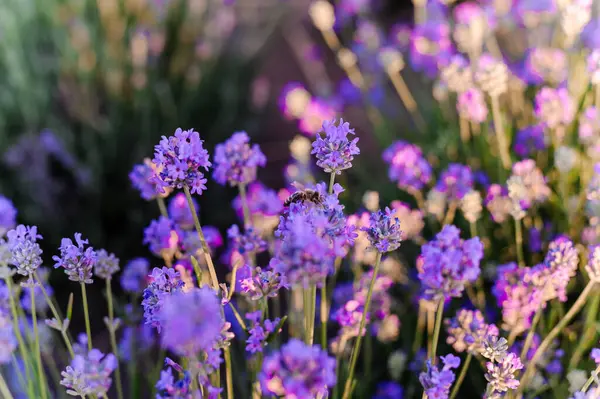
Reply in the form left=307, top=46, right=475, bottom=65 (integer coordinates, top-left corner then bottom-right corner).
left=514, top=125, right=547, bottom=157
left=232, top=182, right=283, bottom=219
left=240, top=266, right=288, bottom=300
left=227, top=225, right=267, bottom=257
left=120, top=258, right=150, bottom=294
left=484, top=352, right=523, bottom=396
left=410, top=20, right=453, bottom=78
left=142, top=267, right=184, bottom=330
left=143, top=216, right=181, bottom=258
left=418, top=225, right=483, bottom=300
left=0, top=312, right=16, bottom=364
left=419, top=354, right=460, bottom=399
left=435, top=164, right=473, bottom=201
left=524, top=47, right=567, bottom=85
left=587, top=50, right=600, bottom=84
left=373, top=381, right=404, bottom=399
left=152, top=128, right=211, bottom=195
left=457, top=88, right=488, bottom=123
left=182, top=226, right=223, bottom=258
left=361, top=208, right=403, bottom=253
left=245, top=310, right=282, bottom=354
left=129, top=159, right=164, bottom=201
left=311, top=118, right=360, bottom=174
left=485, top=184, right=512, bottom=223
left=0, top=196, right=16, bottom=237
left=7, top=225, right=43, bottom=278
left=510, top=159, right=551, bottom=209
left=579, top=106, right=600, bottom=146
left=591, top=348, right=600, bottom=364
left=60, top=348, right=117, bottom=397
left=260, top=339, right=336, bottom=398
left=168, top=192, right=198, bottom=230
left=94, top=249, right=119, bottom=280
left=119, top=322, right=155, bottom=361
left=382, top=141, right=432, bottom=192
left=53, top=233, right=97, bottom=284
left=332, top=299, right=369, bottom=339
left=155, top=360, right=193, bottom=398
left=445, top=309, right=499, bottom=354
left=213, top=131, right=266, bottom=186
left=158, top=286, right=224, bottom=356
left=534, top=87, right=575, bottom=129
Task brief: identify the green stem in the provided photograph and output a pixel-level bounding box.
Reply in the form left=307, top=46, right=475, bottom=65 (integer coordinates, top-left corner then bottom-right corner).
left=309, top=284, right=317, bottom=346
left=225, top=347, right=234, bottom=399
left=238, top=183, right=252, bottom=229
left=332, top=337, right=347, bottom=399
left=156, top=197, right=168, bottom=218
left=581, top=364, right=600, bottom=392
left=4, top=277, right=34, bottom=397
left=30, top=283, right=47, bottom=399
left=34, top=272, right=74, bottom=357
left=320, top=280, right=328, bottom=350
left=341, top=252, right=383, bottom=399
left=519, top=281, right=596, bottom=392
left=183, top=185, right=219, bottom=289
left=430, top=299, right=444, bottom=365
left=80, top=282, right=93, bottom=350
left=515, top=218, right=525, bottom=267
left=490, top=94, right=511, bottom=170
left=303, top=288, right=311, bottom=345
left=106, top=279, right=124, bottom=399
left=449, top=352, right=472, bottom=399
left=520, top=302, right=544, bottom=362
left=0, top=372, right=14, bottom=399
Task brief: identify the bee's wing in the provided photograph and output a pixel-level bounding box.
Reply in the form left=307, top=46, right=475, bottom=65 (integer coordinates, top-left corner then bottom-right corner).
left=290, top=181, right=306, bottom=191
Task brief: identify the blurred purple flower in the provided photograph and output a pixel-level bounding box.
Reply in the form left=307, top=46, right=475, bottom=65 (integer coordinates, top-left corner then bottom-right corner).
left=143, top=216, right=181, bottom=258
left=142, top=267, right=184, bottom=331
left=511, top=159, right=550, bottom=209
left=457, top=88, right=488, bottom=123
left=372, top=381, right=404, bottom=399
left=60, top=348, right=117, bottom=397
left=129, top=160, right=163, bottom=201
left=534, top=87, right=575, bottom=129
left=0, top=196, right=16, bottom=237
left=168, top=193, right=198, bottom=230
left=445, top=309, right=499, bottom=354
left=382, top=141, right=432, bottom=192
left=524, top=47, right=567, bottom=85
left=213, top=131, right=266, bottom=186
left=514, top=124, right=546, bottom=157
left=245, top=310, right=281, bottom=354
left=227, top=225, right=267, bottom=257
left=419, top=354, right=460, bottom=399
left=120, top=258, right=150, bottom=294
left=485, top=184, right=512, bottom=223
left=579, top=106, right=600, bottom=145
left=410, top=20, right=453, bottom=77
left=94, top=249, right=120, bottom=280
left=435, top=164, right=473, bottom=201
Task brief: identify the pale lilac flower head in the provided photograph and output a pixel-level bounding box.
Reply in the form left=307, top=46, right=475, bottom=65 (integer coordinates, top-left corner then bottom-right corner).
left=457, top=88, right=488, bottom=123
left=60, top=348, right=117, bottom=397
left=152, top=128, right=211, bottom=195
left=143, top=216, right=181, bottom=258
left=445, top=309, right=499, bottom=354
left=534, top=87, right=575, bottom=129
left=0, top=196, right=16, bottom=237
left=514, top=125, right=547, bottom=157
left=419, top=354, right=460, bottom=399
left=418, top=225, right=483, bottom=300
left=510, top=159, right=550, bottom=209
left=410, top=20, right=453, bottom=77
left=389, top=201, right=424, bottom=240
left=159, top=287, right=224, bottom=356
left=485, top=184, right=512, bottom=223
left=382, top=141, right=432, bottom=192
left=587, top=244, right=600, bottom=281
left=484, top=352, right=523, bottom=396
left=524, top=47, right=567, bottom=85
left=227, top=225, right=267, bottom=258
left=168, top=193, right=198, bottom=230
left=213, top=131, right=266, bottom=186
left=587, top=50, right=600, bottom=84
left=436, top=164, right=473, bottom=201
left=260, top=339, right=336, bottom=398
left=53, top=233, right=97, bottom=284
left=361, top=208, right=403, bottom=253
left=129, top=160, right=162, bottom=201
left=7, top=225, right=43, bottom=278
left=94, top=249, right=120, bottom=280
left=579, top=106, right=600, bottom=145
left=440, top=54, right=472, bottom=93
left=120, top=258, right=150, bottom=294
left=311, top=118, right=360, bottom=174
left=142, top=267, right=184, bottom=330
left=240, top=266, right=288, bottom=301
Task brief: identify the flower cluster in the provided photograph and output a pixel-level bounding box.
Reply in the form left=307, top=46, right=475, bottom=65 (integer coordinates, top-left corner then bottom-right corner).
left=7, top=225, right=43, bottom=279
left=142, top=267, right=184, bottom=330
left=311, top=118, right=360, bottom=174
left=484, top=353, right=523, bottom=397
left=239, top=266, right=288, bottom=300
left=60, top=349, right=117, bottom=397
left=445, top=309, right=499, bottom=354
left=419, top=354, right=460, bottom=399
left=435, top=163, right=473, bottom=201
left=94, top=249, right=120, bottom=280
left=213, top=131, right=266, bottom=186
left=53, top=233, right=97, bottom=284
left=361, top=208, right=403, bottom=253
left=245, top=310, right=281, bottom=354
left=382, top=140, right=432, bottom=192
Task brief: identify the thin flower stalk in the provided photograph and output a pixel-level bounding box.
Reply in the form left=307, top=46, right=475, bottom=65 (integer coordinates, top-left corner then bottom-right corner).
left=581, top=364, right=600, bottom=392
left=490, top=95, right=511, bottom=170
left=0, top=372, right=14, bottom=399
left=514, top=218, right=525, bottom=267
left=238, top=183, right=252, bottom=229
left=80, top=282, right=93, bottom=351
left=30, top=284, right=47, bottom=399
left=156, top=197, right=168, bottom=218
left=449, top=352, right=472, bottom=399
left=106, top=278, right=124, bottom=399
left=430, top=299, right=444, bottom=364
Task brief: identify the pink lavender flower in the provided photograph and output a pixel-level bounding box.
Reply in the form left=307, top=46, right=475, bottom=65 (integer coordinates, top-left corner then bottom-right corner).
left=410, top=20, right=453, bottom=78
left=227, top=225, right=267, bottom=258
left=158, top=287, right=224, bottom=356
left=418, top=225, right=483, bottom=300
left=457, top=88, right=488, bottom=123
left=382, top=141, right=432, bottom=192
left=60, top=348, right=117, bottom=397
left=120, top=258, right=150, bottom=294
left=213, top=131, right=266, bottom=186
left=514, top=125, right=547, bottom=158
left=245, top=310, right=281, bottom=354
left=510, top=159, right=550, bottom=209
left=587, top=50, right=600, bottom=84
left=534, top=87, right=575, bottom=129
left=445, top=309, right=499, bottom=354
left=0, top=196, right=16, bottom=237
left=373, top=381, right=404, bottom=399
left=298, top=98, right=338, bottom=136
left=419, top=354, right=460, bottom=399
left=168, top=193, right=198, bottom=230
left=524, top=47, right=567, bottom=85
left=143, top=216, right=181, bottom=258
left=484, top=353, right=523, bottom=396
left=311, top=118, right=360, bottom=175
left=485, top=184, right=512, bottom=223
left=129, top=160, right=162, bottom=201
left=361, top=208, right=403, bottom=253
left=579, top=106, right=600, bottom=145
left=142, top=267, right=184, bottom=331
left=260, top=339, right=336, bottom=398
left=435, top=164, right=473, bottom=201
left=7, top=225, right=43, bottom=278
left=332, top=299, right=370, bottom=338
left=240, top=266, right=288, bottom=301
left=94, top=249, right=119, bottom=280
left=53, top=233, right=97, bottom=284
left=152, top=128, right=211, bottom=195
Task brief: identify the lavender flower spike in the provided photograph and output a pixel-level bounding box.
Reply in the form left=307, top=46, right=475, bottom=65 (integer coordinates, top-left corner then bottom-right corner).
left=484, top=352, right=523, bottom=397
left=94, top=249, right=120, bottom=280
left=53, top=233, right=97, bottom=284
left=361, top=208, right=403, bottom=253
left=60, top=348, right=117, bottom=397
left=311, top=118, right=360, bottom=175
left=213, top=131, right=266, bottom=186
left=7, top=225, right=43, bottom=279
left=0, top=196, right=16, bottom=237
left=419, top=354, right=461, bottom=399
